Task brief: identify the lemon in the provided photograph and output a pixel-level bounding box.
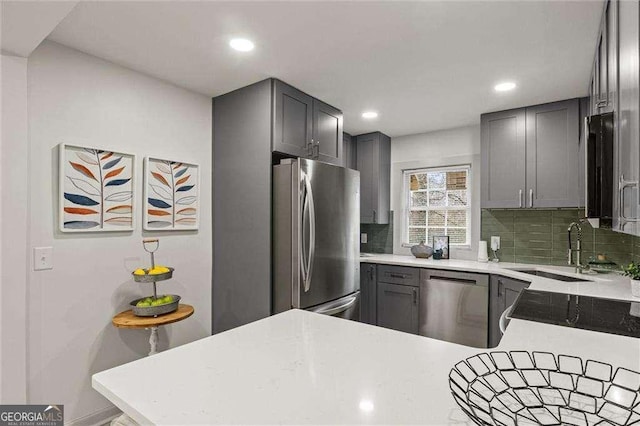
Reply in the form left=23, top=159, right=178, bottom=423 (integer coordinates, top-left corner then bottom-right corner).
left=133, top=268, right=146, bottom=275
left=148, top=266, right=170, bottom=275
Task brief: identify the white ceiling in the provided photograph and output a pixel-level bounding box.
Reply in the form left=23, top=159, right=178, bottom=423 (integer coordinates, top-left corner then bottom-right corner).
left=45, top=1, right=602, bottom=137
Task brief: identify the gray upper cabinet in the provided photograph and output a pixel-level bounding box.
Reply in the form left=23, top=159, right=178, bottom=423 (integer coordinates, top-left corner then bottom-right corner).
left=357, top=132, right=391, bottom=224
left=313, top=99, right=343, bottom=165
left=272, top=79, right=344, bottom=166
left=273, top=80, right=313, bottom=158
left=481, top=99, right=582, bottom=209
left=376, top=282, right=419, bottom=335
left=342, top=132, right=357, bottom=170
left=525, top=99, right=580, bottom=208
left=489, top=275, right=529, bottom=348
left=591, top=0, right=616, bottom=114
left=614, top=0, right=640, bottom=235
left=481, top=109, right=526, bottom=208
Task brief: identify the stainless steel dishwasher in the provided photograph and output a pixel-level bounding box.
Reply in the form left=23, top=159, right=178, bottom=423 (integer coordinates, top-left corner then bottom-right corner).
left=419, top=269, right=489, bottom=348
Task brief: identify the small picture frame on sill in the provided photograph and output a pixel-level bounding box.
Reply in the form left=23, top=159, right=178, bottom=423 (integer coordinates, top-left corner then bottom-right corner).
left=432, top=236, right=449, bottom=260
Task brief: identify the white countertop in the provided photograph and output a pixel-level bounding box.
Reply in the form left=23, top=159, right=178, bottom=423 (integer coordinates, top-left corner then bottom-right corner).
left=93, top=256, right=640, bottom=425
left=360, top=254, right=637, bottom=301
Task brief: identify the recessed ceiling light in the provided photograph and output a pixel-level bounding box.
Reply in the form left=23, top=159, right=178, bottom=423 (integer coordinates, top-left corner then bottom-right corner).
left=494, top=82, right=516, bottom=92
left=230, top=38, right=255, bottom=52
left=362, top=111, right=378, bottom=119
left=359, top=400, right=374, bottom=412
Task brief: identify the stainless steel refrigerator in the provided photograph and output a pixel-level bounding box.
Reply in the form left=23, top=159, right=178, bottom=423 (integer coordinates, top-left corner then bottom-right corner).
left=273, top=158, right=360, bottom=320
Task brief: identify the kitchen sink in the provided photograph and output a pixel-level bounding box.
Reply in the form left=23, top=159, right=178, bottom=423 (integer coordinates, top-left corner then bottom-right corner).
left=510, top=269, right=592, bottom=282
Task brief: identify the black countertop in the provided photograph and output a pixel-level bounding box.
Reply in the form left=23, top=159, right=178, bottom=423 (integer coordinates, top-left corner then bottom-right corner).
left=510, top=289, right=640, bottom=338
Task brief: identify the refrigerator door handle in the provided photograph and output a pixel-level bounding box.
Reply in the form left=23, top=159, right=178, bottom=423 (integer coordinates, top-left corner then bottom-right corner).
left=303, top=172, right=316, bottom=293
left=312, top=295, right=357, bottom=316
left=300, top=172, right=309, bottom=288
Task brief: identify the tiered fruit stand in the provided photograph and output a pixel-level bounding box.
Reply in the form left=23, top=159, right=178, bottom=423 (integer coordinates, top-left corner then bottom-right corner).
left=111, top=239, right=193, bottom=356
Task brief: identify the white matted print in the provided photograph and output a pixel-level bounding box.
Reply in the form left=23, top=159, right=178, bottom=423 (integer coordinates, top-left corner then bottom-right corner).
left=143, top=157, right=199, bottom=230
left=59, top=143, right=135, bottom=232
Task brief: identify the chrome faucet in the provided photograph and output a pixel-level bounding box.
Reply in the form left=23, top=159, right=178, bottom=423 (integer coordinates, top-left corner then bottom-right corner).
left=567, top=221, right=585, bottom=273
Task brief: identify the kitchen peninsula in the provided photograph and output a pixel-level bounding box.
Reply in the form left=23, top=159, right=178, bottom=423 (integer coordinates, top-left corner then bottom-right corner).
left=93, top=258, right=640, bottom=425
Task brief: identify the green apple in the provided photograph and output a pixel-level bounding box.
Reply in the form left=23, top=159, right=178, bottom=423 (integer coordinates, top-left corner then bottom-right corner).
left=136, top=300, right=150, bottom=307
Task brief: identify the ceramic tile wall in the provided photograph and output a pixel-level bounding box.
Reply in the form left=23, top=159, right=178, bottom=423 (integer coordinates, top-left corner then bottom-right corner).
left=361, top=213, right=394, bottom=254
left=481, top=208, right=638, bottom=267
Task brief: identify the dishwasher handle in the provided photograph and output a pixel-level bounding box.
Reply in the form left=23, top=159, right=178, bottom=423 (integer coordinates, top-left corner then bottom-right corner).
left=429, top=274, right=488, bottom=287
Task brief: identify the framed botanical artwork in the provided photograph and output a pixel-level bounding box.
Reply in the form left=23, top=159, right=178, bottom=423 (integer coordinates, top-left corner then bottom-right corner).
left=432, top=235, right=450, bottom=260
left=59, top=143, right=135, bottom=232
left=143, top=157, right=200, bottom=230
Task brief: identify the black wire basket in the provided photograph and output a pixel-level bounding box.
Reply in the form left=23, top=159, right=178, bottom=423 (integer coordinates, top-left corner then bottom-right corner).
left=449, top=351, right=640, bottom=426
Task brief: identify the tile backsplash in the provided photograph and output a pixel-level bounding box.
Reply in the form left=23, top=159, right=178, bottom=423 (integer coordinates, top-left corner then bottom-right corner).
left=481, top=208, right=639, bottom=267
left=360, top=213, right=394, bottom=254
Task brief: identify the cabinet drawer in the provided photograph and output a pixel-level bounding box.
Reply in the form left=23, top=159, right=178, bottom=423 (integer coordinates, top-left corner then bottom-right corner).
left=377, top=265, right=419, bottom=286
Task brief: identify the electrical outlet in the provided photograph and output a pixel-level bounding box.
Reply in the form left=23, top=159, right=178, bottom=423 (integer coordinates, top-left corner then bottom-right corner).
left=361, top=233, right=368, bottom=244
left=491, top=236, right=501, bottom=251
left=34, top=247, right=53, bottom=271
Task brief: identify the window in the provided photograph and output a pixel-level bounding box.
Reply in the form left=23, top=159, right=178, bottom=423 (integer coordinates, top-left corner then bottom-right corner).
left=403, top=165, right=471, bottom=247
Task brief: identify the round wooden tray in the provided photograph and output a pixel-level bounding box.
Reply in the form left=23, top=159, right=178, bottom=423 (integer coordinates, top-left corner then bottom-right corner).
left=112, top=304, right=194, bottom=329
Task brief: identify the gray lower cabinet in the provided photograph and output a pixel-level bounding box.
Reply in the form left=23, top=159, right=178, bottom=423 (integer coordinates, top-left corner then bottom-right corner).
left=376, top=282, right=419, bottom=334
left=357, top=132, right=391, bottom=224
left=489, top=275, right=530, bottom=347
left=525, top=99, right=580, bottom=208
left=481, top=98, right=582, bottom=209
left=360, top=263, right=377, bottom=324
left=342, top=132, right=357, bottom=170
left=272, top=79, right=344, bottom=166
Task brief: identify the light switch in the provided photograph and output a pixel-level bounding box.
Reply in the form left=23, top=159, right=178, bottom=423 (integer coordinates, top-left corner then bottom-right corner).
left=34, top=247, right=53, bottom=271
left=361, top=233, right=368, bottom=244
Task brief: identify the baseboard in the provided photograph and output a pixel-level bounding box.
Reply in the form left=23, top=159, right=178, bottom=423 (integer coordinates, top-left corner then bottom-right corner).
left=65, top=405, right=122, bottom=426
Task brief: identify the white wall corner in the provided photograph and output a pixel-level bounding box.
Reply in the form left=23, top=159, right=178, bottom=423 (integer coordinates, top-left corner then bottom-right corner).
left=0, top=54, right=29, bottom=403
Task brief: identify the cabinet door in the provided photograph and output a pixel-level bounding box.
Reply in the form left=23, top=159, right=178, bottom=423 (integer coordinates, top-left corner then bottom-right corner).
left=356, top=132, right=390, bottom=224
left=273, top=80, right=313, bottom=158
left=360, top=263, right=377, bottom=324
left=598, top=30, right=608, bottom=111
left=481, top=109, right=527, bottom=208
left=615, top=0, right=640, bottom=235
left=525, top=99, right=580, bottom=208
left=489, top=275, right=529, bottom=347
left=376, top=282, right=419, bottom=334
left=343, top=132, right=357, bottom=170
left=312, top=99, right=343, bottom=166
left=606, top=0, right=617, bottom=114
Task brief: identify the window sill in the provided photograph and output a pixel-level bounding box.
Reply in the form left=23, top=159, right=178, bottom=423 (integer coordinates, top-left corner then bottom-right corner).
left=401, top=243, right=471, bottom=250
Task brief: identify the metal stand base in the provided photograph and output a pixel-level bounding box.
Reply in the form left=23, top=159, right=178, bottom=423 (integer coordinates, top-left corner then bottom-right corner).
left=148, top=326, right=158, bottom=356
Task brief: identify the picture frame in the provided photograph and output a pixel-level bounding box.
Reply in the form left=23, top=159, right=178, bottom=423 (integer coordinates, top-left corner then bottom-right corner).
left=59, top=143, right=135, bottom=233
left=432, top=235, right=450, bottom=259
left=143, top=157, right=200, bottom=231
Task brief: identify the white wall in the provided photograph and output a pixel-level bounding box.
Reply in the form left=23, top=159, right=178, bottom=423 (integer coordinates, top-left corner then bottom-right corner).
left=1, top=54, right=29, bottom=404
left=26, top=41, right=212, bottom=423
left=391, top=125, right=481, bottom=260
